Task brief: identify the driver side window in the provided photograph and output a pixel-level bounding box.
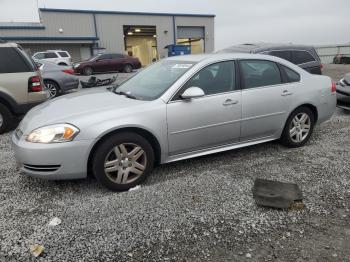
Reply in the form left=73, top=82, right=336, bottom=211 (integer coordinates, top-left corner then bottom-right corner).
left=182, top=61, right=236, bottom=96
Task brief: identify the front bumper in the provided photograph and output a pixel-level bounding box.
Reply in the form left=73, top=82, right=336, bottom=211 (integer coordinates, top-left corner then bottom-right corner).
left=12, top=133, right=95, bottom=180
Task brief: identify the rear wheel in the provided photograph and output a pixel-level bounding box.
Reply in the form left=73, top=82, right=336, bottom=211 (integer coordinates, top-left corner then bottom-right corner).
left=83, top=66, right=93, bottom=76
left=280, top=107, right=315, bottom=147
left=0, top=103, right=12, bottom=134
left=124, top=64, right=133, bottom=73
left=44, top=80, right=60, bottom=98
left=92, top=132, right=154, bottom=191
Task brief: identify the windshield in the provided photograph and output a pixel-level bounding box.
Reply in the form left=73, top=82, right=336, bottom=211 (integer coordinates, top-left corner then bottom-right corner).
left=89, top=54, right=101, bottom=61
left=115, top=60, right=195, bottom=100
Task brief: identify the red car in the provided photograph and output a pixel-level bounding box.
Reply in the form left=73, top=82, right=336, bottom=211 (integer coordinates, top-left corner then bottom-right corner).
left=74, top=53, right=141, bottom=75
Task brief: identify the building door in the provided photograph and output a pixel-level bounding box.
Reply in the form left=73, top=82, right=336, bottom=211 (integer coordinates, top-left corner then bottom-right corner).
left=177, top=26, right=205, bottom=54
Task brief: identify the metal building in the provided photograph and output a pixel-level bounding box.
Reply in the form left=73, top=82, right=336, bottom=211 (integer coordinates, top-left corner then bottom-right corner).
left=0, top=8, right=215, bottom=65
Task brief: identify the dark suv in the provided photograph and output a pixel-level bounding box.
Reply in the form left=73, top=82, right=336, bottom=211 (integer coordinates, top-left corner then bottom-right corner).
left=218, top=43, right=323, bottom=75
left=73, top=53, right=142, bottom=75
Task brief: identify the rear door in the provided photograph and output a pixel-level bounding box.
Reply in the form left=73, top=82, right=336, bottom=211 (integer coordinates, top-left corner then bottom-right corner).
left=239, top=59, right=298, bottom=141
left=111, top=54, right=125, bottom=72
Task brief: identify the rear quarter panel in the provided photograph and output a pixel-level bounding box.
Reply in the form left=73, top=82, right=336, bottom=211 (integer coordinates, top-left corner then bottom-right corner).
left=0, top=72, right=37, bottom=104
left=293, top=74, right=336, bottom=124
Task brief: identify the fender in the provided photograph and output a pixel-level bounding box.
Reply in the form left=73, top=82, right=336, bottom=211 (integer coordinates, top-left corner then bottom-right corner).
left=0, top=91, right=17, bottom=113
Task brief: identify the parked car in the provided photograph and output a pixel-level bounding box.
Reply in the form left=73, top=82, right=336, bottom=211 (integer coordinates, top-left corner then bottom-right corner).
left=13, top=53, right=336, bottom=191
left=0, top=42, right=48, bottom=134
left=73, top=53, right=142, bottom=75
left=32, top=50, right=72, bottom=66
left=36, top=61, right=79, bottom=98
left=333, top=54, right=350, bottom=64
left=336, top=73, right=350, bottom=109
left=217, top=43, right=323, bottom=75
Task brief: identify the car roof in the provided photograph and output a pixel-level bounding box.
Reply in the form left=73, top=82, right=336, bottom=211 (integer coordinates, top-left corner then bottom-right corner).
left=165, top=52, right=287, bottom=63
left=218, top=43, right=317, bottom=53
left=0, top=42, right=20, bottom=48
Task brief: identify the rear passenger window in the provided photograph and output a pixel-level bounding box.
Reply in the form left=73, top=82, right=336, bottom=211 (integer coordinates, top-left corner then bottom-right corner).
left=292, top=51, right=315, bottom=64
left=239, top=60, right=282, bottom=89
left=34, top=53, right=45, bottom=59
left=58, top=52, right=69, bottom=58
left=281, top=65, right=300, bottom=83
left=269, top=50, right=293, bottom=62
left=44, top=52, right=58, bottom=58
left=0, top=47, right=31, bottom=73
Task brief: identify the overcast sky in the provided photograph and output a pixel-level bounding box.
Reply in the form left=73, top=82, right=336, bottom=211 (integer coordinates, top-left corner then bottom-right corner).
left=1, top=0, right=349, bottom=50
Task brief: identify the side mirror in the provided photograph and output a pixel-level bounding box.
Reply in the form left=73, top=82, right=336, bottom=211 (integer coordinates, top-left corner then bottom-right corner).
left=180, top=87, right=205, bottom=100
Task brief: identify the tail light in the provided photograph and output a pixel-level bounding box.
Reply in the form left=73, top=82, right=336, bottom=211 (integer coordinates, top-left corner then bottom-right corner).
left=320, top=64, right=324, bottom=70
left=62, top=69, right=74, bottom=75
left=331, top=81, right=336, bottom=93
left=28, top=75, right=43, bottom=92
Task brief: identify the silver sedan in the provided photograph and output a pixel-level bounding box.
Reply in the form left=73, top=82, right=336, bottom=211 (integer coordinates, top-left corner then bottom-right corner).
left=37, top=60, right=79, bottom=98
left=12, top=53, right=336, bottom=191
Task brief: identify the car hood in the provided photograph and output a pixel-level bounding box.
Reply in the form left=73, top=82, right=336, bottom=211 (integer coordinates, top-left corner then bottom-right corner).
left=19, top=88, right=148, bottom=135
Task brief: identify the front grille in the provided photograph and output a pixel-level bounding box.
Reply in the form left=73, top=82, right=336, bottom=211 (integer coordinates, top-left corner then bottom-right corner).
left=23, top=164, right=61, bottom=172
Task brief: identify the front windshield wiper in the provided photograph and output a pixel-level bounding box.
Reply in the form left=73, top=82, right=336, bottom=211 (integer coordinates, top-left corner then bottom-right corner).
left=114, top=90, right=137, bottom=99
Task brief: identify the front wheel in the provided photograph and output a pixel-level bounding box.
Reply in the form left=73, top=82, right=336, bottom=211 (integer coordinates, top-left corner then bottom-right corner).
left=280, top=107, right=315, bottom=148
left=92, top=132, right=154, bottom=191
left=124, top=64, right=133, bottom=73
left=83, top=66, right=93, bottom=76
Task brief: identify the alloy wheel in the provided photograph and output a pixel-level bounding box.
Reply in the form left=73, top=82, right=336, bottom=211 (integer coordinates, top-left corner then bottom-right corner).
left=104, top=143, right=147, bottom=184
left=289, top=113, right=311, bottom=143
left=46, top=82, right=58, bottom=98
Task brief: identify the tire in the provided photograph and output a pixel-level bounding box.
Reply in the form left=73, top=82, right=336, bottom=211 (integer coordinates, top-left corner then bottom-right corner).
left=124, top=64, right=133, bottom=73
left=83, top=67, right=93, bottom=76
left=92, top=132, right=155, bottom=191
left=44, top=80, right=60, bottom=98
left=0, top=103, right=13, bottom=134
left=280, top=106, right=315, bottom=148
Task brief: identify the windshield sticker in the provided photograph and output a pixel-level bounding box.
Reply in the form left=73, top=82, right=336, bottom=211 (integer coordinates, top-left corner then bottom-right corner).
left=172, top=64, right=193, bottom=69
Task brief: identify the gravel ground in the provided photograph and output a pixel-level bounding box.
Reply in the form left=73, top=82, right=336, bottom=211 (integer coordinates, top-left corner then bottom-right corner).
left=0, top=65, right=349, bottom=261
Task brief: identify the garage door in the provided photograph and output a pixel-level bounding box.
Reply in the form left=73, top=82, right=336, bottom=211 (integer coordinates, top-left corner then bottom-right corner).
left=177, top=26, right=205, bottom=39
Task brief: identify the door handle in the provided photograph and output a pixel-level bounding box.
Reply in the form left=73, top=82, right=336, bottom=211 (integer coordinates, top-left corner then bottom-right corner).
left=281, top=90, right=293, bottom=96
left=223, top=99, right=239, bottom=106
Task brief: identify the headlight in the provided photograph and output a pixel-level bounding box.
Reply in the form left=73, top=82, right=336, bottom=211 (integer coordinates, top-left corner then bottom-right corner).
left=74, top=63, right=80, bottom=68
left=26, top=124, right=79, bottom=143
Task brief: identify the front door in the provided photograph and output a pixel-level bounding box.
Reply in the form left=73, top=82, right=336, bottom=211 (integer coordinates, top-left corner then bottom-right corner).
left=94, top=54, right=112, bottom=72
left=167, top=61, right=241, bottom=155
left=239, top=59, right=297, bottom=141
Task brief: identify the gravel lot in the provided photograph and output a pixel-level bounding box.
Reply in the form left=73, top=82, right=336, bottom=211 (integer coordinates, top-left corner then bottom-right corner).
left=0, top=65, right=349, bottom=261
